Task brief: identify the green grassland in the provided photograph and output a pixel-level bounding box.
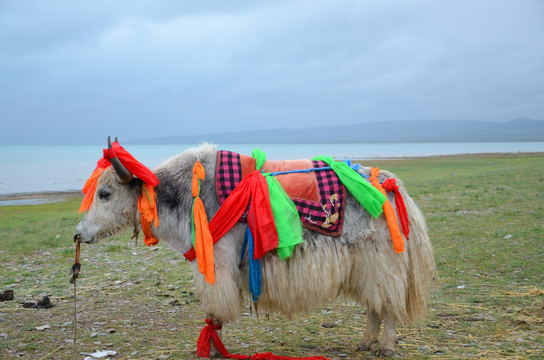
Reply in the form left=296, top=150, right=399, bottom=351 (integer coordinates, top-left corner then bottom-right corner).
left=0, top=153, right=542, bottom=359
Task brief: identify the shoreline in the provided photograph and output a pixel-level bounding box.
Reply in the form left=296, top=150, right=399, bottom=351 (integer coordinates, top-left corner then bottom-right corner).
left=1, top=151, right=542, bottom=205
left=0, top=190, right=82, bottom=205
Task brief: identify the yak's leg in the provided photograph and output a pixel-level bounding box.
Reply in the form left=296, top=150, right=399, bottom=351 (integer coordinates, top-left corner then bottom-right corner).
left=376, top=314, right=396, bottom=357
left=357, top=309, right=381, bottom=351
left=208, top=317, right=223, bottom=359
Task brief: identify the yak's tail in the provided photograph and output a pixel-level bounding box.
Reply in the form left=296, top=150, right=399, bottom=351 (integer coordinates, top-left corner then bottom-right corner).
left=400, top=185, right=437, bottom=323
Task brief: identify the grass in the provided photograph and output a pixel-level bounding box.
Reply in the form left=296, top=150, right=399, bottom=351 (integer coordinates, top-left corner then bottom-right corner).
left=0, top=153, right=543, bottom=359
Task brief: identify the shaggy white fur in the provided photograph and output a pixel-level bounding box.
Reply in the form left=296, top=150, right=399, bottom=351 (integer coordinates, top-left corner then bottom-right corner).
left=75, top=143, right=436, bottom=356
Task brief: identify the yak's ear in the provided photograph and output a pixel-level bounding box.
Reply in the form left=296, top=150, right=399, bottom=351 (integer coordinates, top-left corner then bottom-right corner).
left=128, top=178, right=143, bottom=191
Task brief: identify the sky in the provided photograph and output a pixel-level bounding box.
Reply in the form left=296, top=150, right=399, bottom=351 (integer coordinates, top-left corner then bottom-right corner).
left=1, top=0, right=543, bottom=145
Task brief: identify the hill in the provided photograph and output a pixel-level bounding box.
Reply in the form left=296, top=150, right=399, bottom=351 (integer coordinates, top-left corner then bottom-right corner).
left=127, top=118, right=544, bottom=144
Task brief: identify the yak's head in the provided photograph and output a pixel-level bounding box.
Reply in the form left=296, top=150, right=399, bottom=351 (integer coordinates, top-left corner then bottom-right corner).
left=75, top=138, right=143, bottom=244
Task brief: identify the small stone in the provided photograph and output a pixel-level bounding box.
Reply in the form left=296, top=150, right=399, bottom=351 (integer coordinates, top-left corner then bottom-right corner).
left=35, top=324, right=51, bottom=331
left=321, top=322, right=337, bottom=328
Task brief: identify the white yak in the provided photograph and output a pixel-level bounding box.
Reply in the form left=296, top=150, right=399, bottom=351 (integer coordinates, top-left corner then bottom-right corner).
left=75, top=141, right=436, bottom=357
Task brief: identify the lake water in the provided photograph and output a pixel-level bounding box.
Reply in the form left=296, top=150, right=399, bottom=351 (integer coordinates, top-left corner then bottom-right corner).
left=1, top=142, right=542, bottom=196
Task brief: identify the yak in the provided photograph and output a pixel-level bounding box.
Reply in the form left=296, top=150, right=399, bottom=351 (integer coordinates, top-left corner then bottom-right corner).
left=74, top=140, right=436, bottom=357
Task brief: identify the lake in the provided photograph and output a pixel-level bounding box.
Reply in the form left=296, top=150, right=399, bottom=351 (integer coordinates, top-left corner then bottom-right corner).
left=1, top=142, right=543, bottom=196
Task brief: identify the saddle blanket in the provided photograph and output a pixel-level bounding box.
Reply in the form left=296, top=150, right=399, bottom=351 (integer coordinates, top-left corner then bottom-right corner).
left=215, top=150, right=346, bottom=236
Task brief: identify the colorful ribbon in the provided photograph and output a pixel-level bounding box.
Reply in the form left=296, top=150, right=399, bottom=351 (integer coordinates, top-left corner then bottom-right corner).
left=312, top=155, right=386, bottom=218
left=196, top=318, right=331, bottom=359
left=191, top=161, right=215, bottom=284
left=369, top=167, right=404, bottom=253
left=382, top=178, right=410, bottom=240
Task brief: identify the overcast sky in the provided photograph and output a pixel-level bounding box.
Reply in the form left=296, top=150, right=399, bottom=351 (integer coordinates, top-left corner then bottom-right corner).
left=1, top=0, right=543, bottom=145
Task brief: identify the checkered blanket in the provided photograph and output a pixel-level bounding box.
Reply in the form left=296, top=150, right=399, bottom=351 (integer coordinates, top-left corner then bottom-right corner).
left=215, top=150, right=346, bottom=236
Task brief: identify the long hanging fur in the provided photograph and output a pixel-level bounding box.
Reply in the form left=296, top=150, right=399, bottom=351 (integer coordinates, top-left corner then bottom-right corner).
left=77, top=143, right=436, bottom=328
left=150, top=144, right=436, bottom=325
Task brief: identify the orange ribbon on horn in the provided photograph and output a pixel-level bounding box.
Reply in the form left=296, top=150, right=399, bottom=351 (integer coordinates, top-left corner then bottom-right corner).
left=370, top=167, right=404, bottom=253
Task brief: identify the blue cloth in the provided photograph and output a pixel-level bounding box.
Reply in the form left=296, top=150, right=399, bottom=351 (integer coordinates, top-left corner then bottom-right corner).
left=242, top=226, right=262, bottom=302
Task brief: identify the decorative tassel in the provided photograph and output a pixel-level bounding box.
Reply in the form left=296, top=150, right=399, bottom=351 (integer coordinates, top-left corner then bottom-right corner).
left=138, top=184, right=160, bottom=246
left=382, top=178, right=410, bottom=240
left=246, top=227, right=262, bottom=302
left=191, top=161, right=215, bottom=284
left=312, top=155, right=386, bottom=218
left=369, top=167, right=404, bottom=253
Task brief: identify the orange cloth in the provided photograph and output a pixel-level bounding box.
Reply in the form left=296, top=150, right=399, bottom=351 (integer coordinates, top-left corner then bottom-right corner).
left=78, top=167, right=107, bottom=213
left=382, top=178, right=410, bottom=240
left=370, top=167, right=404, bottom=253
left=138, top=184, right=160, bottom=246
left=192, top=161, right=215, bottom=284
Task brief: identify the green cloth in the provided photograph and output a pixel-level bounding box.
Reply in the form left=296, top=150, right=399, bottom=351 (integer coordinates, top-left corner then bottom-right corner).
left=252, top=148, right=267, bottom=171
left=252, top=148, right=303, bottom=259
left=265, top=175, right=303, bottom=259
left=312, top=155, right=386, bottom=218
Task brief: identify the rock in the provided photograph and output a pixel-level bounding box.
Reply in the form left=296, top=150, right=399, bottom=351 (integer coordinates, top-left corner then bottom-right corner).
left=321, top=322, right=337, bottom=328
left=0, top=290, right=14, bottom=302
left=35, top=324, right=51, bottom=331
left=82, top=350, right=117, bottom=359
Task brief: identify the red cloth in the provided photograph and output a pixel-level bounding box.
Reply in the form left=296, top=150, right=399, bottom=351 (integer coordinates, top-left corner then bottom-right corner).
left=108, top=141, right=159, bottom=186
left=382, top=178, right=410, bottom=240
left=185, top=171, right=278, bottom=261
left=196, top=318, right=330, bottom=359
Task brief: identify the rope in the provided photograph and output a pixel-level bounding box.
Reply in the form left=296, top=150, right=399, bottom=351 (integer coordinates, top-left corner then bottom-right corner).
left=69, top=235, right=81, bottom=359
left=266, top=166, right=332, bottom=177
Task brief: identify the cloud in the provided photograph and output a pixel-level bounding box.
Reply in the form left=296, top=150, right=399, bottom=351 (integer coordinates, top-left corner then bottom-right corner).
left=0, top=0, right=543, bottom=144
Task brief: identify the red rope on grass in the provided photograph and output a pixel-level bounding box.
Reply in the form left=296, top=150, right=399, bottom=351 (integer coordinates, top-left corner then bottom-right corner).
left=196, top=319, right=330, bottom=360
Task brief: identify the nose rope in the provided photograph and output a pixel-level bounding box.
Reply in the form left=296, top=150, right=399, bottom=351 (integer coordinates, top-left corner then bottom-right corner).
left=70, top=235, right=81, bottom=284
left=69, top=235, right=81, bottom=359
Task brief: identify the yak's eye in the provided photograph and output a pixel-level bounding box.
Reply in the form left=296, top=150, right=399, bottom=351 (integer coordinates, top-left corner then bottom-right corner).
left=98, top=189, right=111, bottom=200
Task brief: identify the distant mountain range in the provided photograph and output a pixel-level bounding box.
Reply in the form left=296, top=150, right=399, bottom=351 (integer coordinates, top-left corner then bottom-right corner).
left=127, top=118, right=544, bottom=144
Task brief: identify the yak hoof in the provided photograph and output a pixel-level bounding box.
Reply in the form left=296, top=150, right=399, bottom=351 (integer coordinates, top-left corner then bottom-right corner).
left=356, top=344, right=371, bottom=351
left=376, top=347, right=395, bottom=357
left=357, top=338, right=378, bottom=352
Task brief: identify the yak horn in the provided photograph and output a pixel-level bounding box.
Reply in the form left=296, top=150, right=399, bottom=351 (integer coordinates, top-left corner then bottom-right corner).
left=108, top=136, right=133, bottom=184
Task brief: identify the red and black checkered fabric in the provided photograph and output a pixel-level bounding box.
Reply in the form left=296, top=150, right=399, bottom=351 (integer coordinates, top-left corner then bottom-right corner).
left=215, top=151, right=346, bottom=236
